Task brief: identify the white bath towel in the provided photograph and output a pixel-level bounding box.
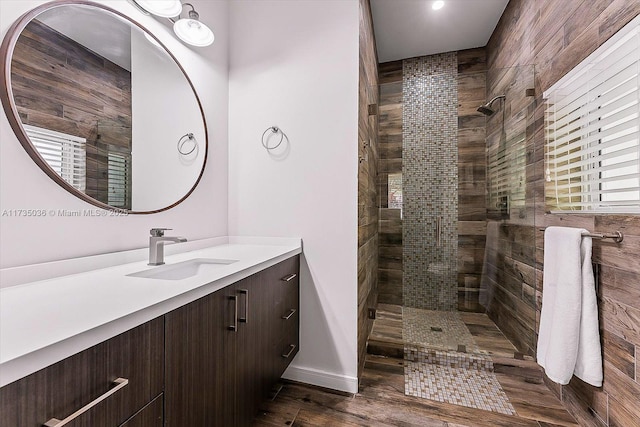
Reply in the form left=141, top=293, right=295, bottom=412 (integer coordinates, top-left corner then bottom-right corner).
left=537, top=226, right=603, bottom=387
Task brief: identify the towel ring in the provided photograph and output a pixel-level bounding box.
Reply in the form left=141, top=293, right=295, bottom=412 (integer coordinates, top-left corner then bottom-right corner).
left=262, top=126, right=284, bottom=150
left=178, top=133, right=197, bottom=155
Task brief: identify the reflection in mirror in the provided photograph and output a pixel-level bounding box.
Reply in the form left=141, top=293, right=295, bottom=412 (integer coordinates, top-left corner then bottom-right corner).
left=3, top=2, right=206, bottom=213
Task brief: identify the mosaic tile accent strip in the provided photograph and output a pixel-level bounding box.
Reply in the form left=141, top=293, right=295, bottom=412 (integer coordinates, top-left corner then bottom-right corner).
left=403, top=307, right=482, bottom=354
left=402, top=53, right=459, bottom=311
left=405, top=360, right=516, bottom=416
left=405, top=345, right=493, bottom=372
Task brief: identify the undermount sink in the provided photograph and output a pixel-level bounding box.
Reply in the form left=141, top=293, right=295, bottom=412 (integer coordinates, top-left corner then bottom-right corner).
left=127, top=258, right=238, bottom=280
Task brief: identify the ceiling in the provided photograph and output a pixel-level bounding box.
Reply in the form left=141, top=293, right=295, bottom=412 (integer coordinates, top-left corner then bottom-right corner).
left=38, top=5, right=133, bottom=71
left=370, top=0, right=509, bottom=63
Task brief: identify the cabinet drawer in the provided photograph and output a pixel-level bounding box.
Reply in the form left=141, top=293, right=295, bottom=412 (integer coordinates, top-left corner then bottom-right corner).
left=273, top=260, right=299, bottom=319
left=119, top=394, right=163, bottom=427
left=0, top=318, right=164, bottom=427
left=275, top=322, right=299, bottom=376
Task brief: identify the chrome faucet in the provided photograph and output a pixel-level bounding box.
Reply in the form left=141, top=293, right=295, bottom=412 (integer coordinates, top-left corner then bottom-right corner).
left=148, top=228, right=187, bottom=266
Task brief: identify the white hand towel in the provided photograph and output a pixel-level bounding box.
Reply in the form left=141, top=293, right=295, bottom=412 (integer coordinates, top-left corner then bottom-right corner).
left=537, top=226, right=603, bottom=387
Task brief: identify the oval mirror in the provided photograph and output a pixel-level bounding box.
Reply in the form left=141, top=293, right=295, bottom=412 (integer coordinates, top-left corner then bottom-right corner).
left=0, top=1, right=207, bottom=213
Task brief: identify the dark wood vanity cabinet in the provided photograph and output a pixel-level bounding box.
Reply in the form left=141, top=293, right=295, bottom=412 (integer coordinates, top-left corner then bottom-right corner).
left=164, top=254, right=300, bottom=427
left=0, top=255, right=299, bottom=427
left=0, top=317, right=164, bottom=427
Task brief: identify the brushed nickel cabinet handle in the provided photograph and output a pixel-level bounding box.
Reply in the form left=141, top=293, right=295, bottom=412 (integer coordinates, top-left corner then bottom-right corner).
left=239, top=289, right=248, bottom=323
left=228, top=295, right=238, bottom=331
left=282, top=308, right=297, bottom=320
left=43, top=378, right=128, bottom=426
left=282, top=344, right=296, bottom=358
left=281, top=273, right=297, bottom=282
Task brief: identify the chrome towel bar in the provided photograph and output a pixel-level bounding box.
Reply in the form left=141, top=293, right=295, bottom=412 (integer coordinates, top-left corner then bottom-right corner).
left=539, top=228, right=623, bottom=243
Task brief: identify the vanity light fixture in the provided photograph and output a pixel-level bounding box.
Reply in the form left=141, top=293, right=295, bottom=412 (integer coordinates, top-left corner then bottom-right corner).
left=131, top=0, right=214, bottom=47
left=173, top=3, right=215, bottom=47
left=432, top=1, right=445, bottom=10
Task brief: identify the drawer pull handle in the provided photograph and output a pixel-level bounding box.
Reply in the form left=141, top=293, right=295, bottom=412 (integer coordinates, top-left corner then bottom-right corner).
left=43, top=378, right=128, bottom=427
left=282, top=344, right=297, bottom=359
left=228, top=295, right=238, bottom=331
left=281, top=273, right=297, bottom=282
left=282, top=308, right=297, bottom=320
left=239, top=289, right=249, bottom=323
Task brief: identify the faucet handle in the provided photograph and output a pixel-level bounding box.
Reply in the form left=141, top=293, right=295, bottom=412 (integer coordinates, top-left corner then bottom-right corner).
left=150, top=228, right=172, bottom=237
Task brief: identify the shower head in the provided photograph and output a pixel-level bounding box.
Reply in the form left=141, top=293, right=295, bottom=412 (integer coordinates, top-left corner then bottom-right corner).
left=477, top=95, right=506, bottom=116
left=477, top=105, right=496, bottom=116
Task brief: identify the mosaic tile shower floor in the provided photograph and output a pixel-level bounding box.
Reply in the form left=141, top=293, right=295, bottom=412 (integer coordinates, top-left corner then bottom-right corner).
left=404, top=356, right=516, bottom=416
left=402, top=308, right=516, bottom=416
left=404, top=348, right=516, bottom=415
left=403, top=307, right=483, bottom=354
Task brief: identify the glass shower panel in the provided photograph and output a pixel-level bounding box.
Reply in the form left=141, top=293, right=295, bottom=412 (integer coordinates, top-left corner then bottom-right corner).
left=481, top=64, right=539, bottom=356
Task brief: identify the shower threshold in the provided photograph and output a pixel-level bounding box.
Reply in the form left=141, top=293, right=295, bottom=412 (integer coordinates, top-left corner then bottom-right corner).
left=368, top=303, right=527, bottom=361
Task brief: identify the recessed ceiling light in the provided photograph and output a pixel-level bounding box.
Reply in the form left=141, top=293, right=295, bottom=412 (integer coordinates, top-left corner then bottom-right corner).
left=432, top=1, right=445, bottom=10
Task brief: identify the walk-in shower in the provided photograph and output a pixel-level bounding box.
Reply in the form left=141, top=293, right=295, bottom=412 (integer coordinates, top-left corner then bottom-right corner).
left=374, top=53, right=539, bottom=417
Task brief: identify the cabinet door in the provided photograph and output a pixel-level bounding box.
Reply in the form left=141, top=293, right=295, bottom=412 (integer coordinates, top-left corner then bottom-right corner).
left=164, top=286, right=236, bottom=427
left=233, top=271, right=275, bottom=426
left=0, top=318, right=164, bottom=427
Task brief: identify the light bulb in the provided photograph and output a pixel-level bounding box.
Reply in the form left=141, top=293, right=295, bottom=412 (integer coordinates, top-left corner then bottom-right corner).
left=173, top=18, right=215, bottom=47
left=432, top=1, right=445, bottom=10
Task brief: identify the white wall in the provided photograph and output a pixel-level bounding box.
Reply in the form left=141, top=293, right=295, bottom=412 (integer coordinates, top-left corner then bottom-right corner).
left=0, top=0, right=229, bottom=268
left=229, top=0, right=360, bottom=392
left=130, top=29, right=206, bottom=211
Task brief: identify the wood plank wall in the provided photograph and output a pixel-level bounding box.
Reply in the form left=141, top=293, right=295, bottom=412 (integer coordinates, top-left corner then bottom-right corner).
left=377, top=60, right=403, bottom=306
left=357, top=0, right=380, bottom=381
left=376, top=51, right=488, bottom=312
left=12, top=19, right=132, bottom=205
left=486, top=1, right=640, bottom=426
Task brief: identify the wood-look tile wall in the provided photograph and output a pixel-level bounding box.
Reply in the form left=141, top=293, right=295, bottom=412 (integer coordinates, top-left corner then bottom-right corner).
left=376, top=51, right=487, bottom=312
left=486, top=1, right=640, bottom=425
left=12, top=19, right=132, bottom=205
left=357, top=0, right=379, bottom=381
left=377, top=61, right=403, bottom=306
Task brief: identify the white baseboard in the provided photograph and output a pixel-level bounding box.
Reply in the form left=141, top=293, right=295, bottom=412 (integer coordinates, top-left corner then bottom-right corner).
left=282, top=365, right=358, bottom=394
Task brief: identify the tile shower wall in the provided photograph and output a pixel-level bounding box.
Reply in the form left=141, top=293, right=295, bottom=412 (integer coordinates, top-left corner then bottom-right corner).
left=486, top=1, right=640, bottom=426
left=402, top=53, right=458, bottom=311
left=357, top=0, right=379, bottom=380
left=378, top=50, right=487, bottom=311
left=377, top=61, right=404, bottom=306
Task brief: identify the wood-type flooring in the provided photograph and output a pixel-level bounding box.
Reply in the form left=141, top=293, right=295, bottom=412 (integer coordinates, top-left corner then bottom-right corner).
left=254, top=305, right=579, bottom=427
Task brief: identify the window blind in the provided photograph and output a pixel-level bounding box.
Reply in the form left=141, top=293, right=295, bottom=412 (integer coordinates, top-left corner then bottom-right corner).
left=487, top=119, right=527, bottom=217
left=23, top=124, right=86, bottom=192
left=107, top=152, right=131, bottom=210
left=544, top=15, right=640, bottom=213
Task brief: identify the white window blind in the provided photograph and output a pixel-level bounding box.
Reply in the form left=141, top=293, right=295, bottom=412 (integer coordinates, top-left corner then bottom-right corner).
left=107, top=152, right=131, bottom=209
left=544, top=15, right=640, bottom=213
left=23, top=124, right=86, bottom=192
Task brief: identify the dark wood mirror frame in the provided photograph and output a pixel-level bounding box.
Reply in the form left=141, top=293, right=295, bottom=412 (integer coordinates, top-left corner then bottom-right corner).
left=0, top=0, right=208, bottom=214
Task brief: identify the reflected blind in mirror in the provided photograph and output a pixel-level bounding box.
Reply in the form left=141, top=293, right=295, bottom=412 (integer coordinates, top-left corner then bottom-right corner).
left=23, top=124, right=86, bottom=192
left=544, top=15, right=640, bottom=213
left=107, top=152, right=131, bottom=210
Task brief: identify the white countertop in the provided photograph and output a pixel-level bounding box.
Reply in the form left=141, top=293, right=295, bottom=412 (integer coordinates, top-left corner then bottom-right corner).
left=0, top=237, right=302, bottom=387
